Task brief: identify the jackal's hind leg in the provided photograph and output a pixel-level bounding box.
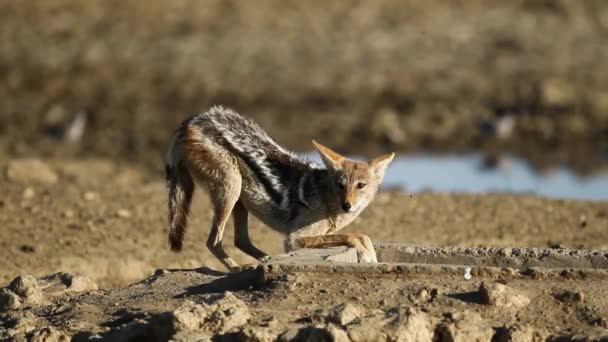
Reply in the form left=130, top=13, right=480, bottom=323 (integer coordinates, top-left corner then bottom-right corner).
left=233, top=200, right=269, bottom=261
left=200, top=170, right=242, bottom=271
left=289, top=233, right=378, bottom=263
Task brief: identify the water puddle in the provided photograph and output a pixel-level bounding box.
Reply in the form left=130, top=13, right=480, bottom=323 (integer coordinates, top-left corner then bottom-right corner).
left=305, top=153, right=608, bottom=201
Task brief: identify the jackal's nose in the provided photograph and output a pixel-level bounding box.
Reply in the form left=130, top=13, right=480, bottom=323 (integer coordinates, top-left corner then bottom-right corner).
left=342, top=202, right=352, bottom=212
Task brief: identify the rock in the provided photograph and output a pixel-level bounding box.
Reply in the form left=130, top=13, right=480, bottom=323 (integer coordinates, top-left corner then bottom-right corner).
left=435, top=311, right=494, bottom=342
left=6, top=159, right=58, bottom=185
left=479, top=282, right=530, bottom=309
left=389, top=307, right=432, bottom=342
left=116, top=209, right=132, bottom=218
left=38, top=273, right=98, bottom=297
left=83, top=191, right=97, bottom=201
left=344, top=310, right=388, bottom=342
left=493, top=324, right=548, bottom=342
left=554, top=289, right=584, bottom=303
left=0, top=289, right=22, bottom=311
left=340, top=306, right=431, bottom=342
left=409, top=288, right=431, bottom=303
left=278, top=328, right=300, bottom=341
left=30, top=326, right=70, bottom=342
left=22, top=187, right=35, bottom=199
left=347, top=320, right=387, bottom=342
left=541, top=78, right=575, bottom=107
left=171, top=330, right=213, bottom=342
left=62, top=209, right=75, bottom=219
left=172, top=292, right=250, bottom=335
left=498, top=247, right=512, bottom=257
left=7, top=315, right=38, bottom=338
left=8, top=275, right=45, bottom=305
left=236, top=326, right=278, bottom=342
left=325, top=324, right=350, bottom=342
left=63, top=274, right=98, bottom=292
left=328, top=303, right=364, bottom=326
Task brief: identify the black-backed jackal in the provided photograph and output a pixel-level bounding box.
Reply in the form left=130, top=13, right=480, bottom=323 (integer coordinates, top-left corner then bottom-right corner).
left=166, top=106, right=394, bottom=270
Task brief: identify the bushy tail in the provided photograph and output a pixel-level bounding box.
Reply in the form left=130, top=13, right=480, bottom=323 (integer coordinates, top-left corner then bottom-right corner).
left=166, top=140, right=194, bottom=252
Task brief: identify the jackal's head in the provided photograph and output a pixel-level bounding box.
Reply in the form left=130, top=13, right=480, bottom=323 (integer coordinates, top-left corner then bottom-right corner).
left=313, top=141, right=394, bottom=214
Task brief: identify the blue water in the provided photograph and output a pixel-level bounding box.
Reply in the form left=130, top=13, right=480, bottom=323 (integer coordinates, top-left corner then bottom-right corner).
left=305, top=153, right=608, bottom=201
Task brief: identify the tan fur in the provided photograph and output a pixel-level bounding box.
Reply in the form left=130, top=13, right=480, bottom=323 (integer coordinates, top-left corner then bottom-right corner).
left=166, top=108, right=394, bottom=270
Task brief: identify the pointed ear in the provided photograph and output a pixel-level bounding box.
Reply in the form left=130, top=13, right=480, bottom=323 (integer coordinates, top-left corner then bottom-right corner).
left=312, top=140, right=345, bottom=170
left=368, top=152, right=395, bottom=179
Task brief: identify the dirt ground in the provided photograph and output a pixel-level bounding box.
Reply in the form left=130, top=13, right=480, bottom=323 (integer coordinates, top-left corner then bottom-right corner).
left=2, top=1, right=608, bottom=340
left=2, top=157, right=607, bottom=289
left=1, top=157, right=608, bottom=340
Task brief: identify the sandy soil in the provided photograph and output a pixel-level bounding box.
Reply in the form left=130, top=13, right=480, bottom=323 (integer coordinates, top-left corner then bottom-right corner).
left=1, top=157, right=608, bottom=340
left=2, top=2, right=608, bottom=338
left=2, top=157, right=607, bottom=289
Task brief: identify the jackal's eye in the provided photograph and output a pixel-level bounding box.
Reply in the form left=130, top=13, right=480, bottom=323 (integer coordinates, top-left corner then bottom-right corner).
left=357, top=182, right=367, bottom=189
left=336, top=182, right=345, bottom=189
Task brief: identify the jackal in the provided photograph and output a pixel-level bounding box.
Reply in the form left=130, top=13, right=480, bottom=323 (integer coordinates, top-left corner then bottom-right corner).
left=165, top=106, right=394, bottom=270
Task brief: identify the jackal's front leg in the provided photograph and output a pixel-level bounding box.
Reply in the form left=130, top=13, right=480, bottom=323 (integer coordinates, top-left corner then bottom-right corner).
left=289, top=233, right=378, bottom=263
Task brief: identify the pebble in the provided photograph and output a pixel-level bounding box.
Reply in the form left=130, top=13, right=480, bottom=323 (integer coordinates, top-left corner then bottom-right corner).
left=479, top=282, right=530, bottom=309
left=116, top=209, right=132, bottom=218
left=22, top=187, right=35, bottom=199
left=83, top=192, right=98, bottom=201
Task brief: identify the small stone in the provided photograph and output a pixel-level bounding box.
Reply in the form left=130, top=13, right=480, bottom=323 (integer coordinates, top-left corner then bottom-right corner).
left=409, top=288, right=430, bottom=303
left=328, top=303, right=364, bottom=326
left=0, top=289, right=22, bottom=311
left=541, top=79, right=575, bottom=107
left=171, top=292, right=250, bottom=334
left=325, top=324, right=350, bottom=342
left=6, top=159, right=58, bottom=185
left=498, top=247, right=512, bottom=257
left=554, top=289, right=584, bottom=303
left=65, top=274, right=98, bottom=292
left=83, top=192, right=97, bottom=201
left=236, top=325, right=277, bottom=342
left=62, top=210, right=75, bottom=219
left=116, top=209, right=132, bottom=218
left=436, top=311, right=494, bottom=342
left=278, top=328, right=300, bottom=341
left=390, top=307, right=432, bottom=342
left=479, top=282, right=530, bottom=309
left=8, top=275, right=45, bottom=305
left=347, top=320, right=387, bottom=342
left=22, top=187, right=35, bottom=199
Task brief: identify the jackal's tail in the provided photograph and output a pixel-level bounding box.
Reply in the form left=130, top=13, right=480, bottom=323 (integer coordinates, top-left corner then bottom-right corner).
left=165, top=134, right=194, bottom=252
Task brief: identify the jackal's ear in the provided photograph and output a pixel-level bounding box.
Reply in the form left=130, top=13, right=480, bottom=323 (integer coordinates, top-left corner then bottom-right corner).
left=312, top=140, right=344, bottom=170
left=368, top=152, right=395, bottom=179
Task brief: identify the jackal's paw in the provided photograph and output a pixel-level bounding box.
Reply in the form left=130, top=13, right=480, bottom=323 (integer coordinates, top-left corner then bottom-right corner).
left=359, top=251, right=378, bottom=263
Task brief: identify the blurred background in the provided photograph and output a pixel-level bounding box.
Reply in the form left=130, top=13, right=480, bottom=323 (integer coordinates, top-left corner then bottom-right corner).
left=2, top=1, right=608, bottom=174
left=2, top=1, right=608, bottom=286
